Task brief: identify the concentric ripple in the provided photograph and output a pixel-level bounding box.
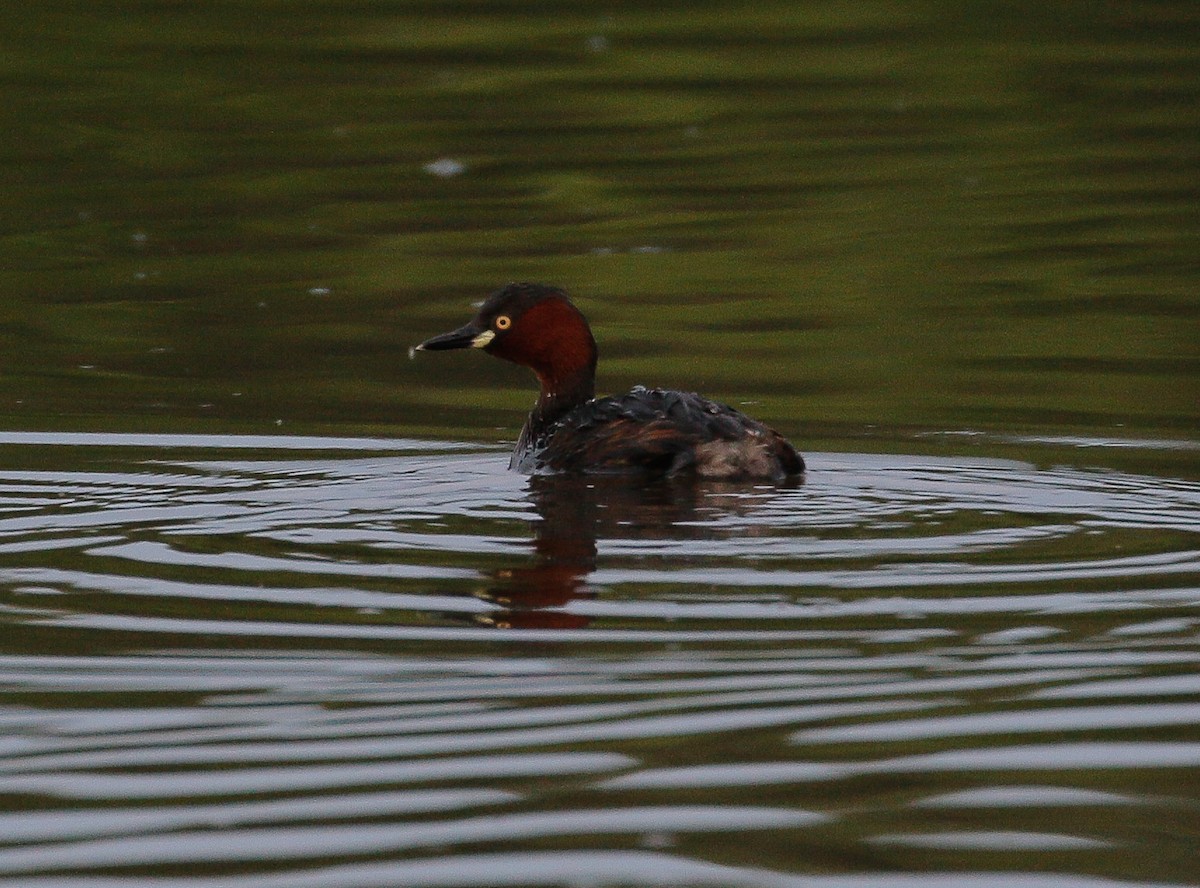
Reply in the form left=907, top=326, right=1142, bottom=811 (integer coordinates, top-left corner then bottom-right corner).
left=0, top=433, right=1198, bottom=885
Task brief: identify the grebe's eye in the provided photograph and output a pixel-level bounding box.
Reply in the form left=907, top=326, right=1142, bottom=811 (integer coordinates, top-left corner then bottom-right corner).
left=494, top=315, right=512, bottom=331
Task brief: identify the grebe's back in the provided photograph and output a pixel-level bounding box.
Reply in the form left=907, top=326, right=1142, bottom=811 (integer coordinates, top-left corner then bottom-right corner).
left=515, top=386, right=804, bottom=479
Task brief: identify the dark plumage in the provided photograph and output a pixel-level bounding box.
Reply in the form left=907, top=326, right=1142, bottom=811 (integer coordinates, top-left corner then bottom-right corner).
left=516, top=387, right=803, bottom=478
left=417, top=283, right=804, bottom=480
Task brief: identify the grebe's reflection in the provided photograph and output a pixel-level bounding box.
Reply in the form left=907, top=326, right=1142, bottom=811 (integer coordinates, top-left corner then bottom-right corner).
left=469, top=473, right=801, bottom=630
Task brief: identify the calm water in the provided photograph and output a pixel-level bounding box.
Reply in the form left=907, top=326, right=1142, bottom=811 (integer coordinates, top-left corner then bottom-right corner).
left=3, top=0, right=1200, bottom=885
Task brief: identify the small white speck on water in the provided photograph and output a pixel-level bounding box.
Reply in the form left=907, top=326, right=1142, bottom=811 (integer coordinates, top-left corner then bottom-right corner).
left=308, top=287, right=331, bottom=297
left=423, top=157, right=466, bottom=178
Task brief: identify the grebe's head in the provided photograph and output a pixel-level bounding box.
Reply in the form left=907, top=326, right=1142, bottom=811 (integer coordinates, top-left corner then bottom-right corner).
left=417, top=283, right=597, bottom=396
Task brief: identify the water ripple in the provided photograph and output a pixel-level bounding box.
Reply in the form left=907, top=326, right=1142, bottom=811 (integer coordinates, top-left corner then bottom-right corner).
left=1, top=435, right=1197, bottom=884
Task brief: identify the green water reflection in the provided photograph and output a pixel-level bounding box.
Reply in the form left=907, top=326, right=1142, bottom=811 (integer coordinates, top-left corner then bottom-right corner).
left=2, top=1, right=1197, bottom=446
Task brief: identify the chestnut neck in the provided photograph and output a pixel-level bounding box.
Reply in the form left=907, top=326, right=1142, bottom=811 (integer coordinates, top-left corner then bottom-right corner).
left=491, top=297, right=598, bottom=444
left=513, top=364, right=595, bottom=471
left=531, top=363, right=595, bottom=429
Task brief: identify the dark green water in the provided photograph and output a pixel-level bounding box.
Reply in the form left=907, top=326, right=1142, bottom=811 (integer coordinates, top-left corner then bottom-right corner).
left=2, top=2, right=1199, bottom=886
left=4, top=0, right=1197, bottom=443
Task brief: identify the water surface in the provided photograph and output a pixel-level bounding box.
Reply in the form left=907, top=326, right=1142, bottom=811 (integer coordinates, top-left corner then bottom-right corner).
left=1, top=432, right=1198, bottom=885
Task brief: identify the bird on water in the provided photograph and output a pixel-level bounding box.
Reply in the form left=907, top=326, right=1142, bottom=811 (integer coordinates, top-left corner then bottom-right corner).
left=416, top=283, right=804, bottom=480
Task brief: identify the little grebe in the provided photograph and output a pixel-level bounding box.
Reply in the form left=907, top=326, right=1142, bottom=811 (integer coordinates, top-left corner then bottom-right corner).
left=416, top=283, right=804, bottom=479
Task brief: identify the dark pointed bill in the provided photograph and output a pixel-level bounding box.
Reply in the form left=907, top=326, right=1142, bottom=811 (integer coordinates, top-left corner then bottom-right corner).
left=415, top=323, right=494, bottom=352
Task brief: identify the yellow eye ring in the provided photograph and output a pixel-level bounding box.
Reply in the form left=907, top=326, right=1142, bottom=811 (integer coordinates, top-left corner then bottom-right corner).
left=495, top=315, right=512, bottom=330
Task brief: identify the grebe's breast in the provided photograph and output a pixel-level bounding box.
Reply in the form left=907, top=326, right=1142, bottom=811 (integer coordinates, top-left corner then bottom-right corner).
left=512, top=386, right=804, bottom=480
